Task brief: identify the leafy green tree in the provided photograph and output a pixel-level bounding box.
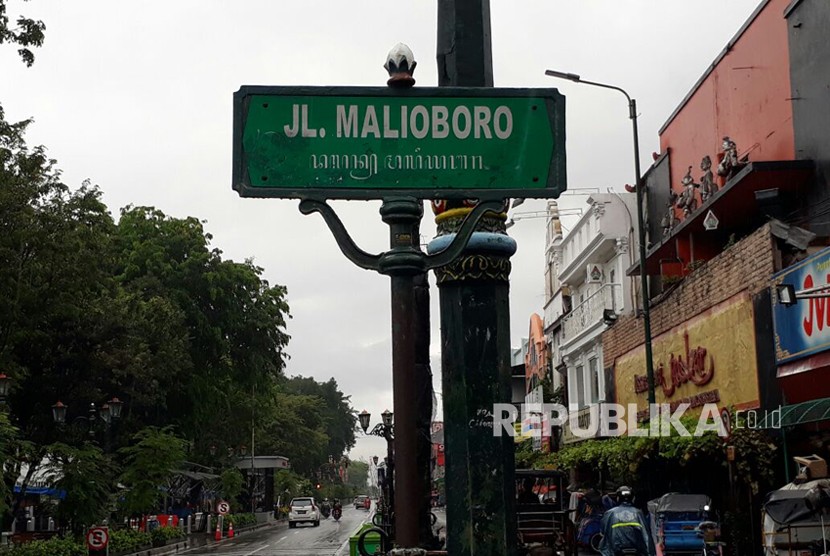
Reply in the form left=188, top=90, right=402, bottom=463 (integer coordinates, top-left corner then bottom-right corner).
left=0, top=411, right=18, bottom=516
left=255, top=392, right=329, bottom=476
left=0, top=0, right=45, bottom=66
left=0, top=104, right=121, bottom=522
left=45, top=443, right=117, bottom=534
left=118, top=427, right=185, bottom=515
left=111, top=207, right=291, bottom=449
left=281, top=376, right=357, bottom=463
left=346, top=460, right=369, bottom=491
left=219, top=468, right=244, bottom=510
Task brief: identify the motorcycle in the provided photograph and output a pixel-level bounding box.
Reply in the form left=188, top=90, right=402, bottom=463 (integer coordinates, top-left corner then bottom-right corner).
left=332, top=506, right=342, bottom=521
left=320, top=502, right=331, bottom=519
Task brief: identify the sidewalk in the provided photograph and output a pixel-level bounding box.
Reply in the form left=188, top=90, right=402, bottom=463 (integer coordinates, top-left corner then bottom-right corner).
left=122, top=520, right=286, bottom=556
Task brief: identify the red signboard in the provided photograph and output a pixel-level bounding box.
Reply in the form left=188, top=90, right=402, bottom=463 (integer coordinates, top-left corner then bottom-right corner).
left=634, top=331, right=714, bottom=397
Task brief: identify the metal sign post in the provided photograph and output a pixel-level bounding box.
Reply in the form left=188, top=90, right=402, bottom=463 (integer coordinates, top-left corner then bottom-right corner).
left=232, top=43, right=566, bottom=553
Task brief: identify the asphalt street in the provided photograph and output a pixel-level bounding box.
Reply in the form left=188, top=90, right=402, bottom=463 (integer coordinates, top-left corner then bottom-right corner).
left=183, top=506, right=374, bottom=556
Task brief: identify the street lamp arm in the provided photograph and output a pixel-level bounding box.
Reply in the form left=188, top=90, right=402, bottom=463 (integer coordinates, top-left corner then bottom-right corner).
left=574, top=79, right=633, bottom=106
left=368, top=423, right=394, bottom=440
left=544, top=68, right=656, bottom=406
left=544, top=70, right=635, bottom=118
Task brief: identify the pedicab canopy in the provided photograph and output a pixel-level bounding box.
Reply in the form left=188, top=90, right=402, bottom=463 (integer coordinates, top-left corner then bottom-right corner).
left=655, top=493, right=712, bottom=514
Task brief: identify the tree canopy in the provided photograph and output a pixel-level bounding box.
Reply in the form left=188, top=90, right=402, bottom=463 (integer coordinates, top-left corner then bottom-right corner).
left=0, top=0, right=45, bottom=66
left=0, top=97, right=359, bottom=531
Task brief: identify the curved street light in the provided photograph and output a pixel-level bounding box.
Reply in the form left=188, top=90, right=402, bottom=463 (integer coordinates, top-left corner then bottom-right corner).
left=359, top=409, right=395, bottom=533
left=544, top=69, right=657, bottom=407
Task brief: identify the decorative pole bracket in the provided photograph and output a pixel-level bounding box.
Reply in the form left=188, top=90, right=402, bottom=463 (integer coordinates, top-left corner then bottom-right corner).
left=298, top=198, right=507, bottom=276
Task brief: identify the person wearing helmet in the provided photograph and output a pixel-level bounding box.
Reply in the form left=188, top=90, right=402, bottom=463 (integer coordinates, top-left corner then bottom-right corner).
left=598, top=486, right=655, bottom=556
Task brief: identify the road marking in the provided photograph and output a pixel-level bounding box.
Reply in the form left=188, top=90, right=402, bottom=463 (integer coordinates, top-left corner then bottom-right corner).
left=277, top=535, right=287, bottom=542
left=243, top=544, right=269, bottom=555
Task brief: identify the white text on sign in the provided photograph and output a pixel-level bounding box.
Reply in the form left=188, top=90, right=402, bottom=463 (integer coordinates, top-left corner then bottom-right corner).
left=283, top=104, right=514, bottom=140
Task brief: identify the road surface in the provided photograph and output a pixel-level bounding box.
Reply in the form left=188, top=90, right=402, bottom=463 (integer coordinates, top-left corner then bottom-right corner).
left=185, top=506, right=374, bottom=556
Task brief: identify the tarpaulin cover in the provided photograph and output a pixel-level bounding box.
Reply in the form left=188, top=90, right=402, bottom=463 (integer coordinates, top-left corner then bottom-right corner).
left=762, top=488, right=819, bottom=525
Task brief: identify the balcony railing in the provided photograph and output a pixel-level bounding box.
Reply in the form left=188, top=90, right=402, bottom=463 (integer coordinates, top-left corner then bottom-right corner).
left=562, top=284, right=619, bottom=343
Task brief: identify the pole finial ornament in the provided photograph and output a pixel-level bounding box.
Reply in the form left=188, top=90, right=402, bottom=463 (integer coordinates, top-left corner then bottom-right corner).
left=384, top=43, right=416, bottom=88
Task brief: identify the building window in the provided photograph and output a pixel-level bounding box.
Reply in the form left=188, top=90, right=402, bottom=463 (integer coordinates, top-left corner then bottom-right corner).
left=589, top=357, right=599, bottom=404
left=576, top=364, right=585, bottom=408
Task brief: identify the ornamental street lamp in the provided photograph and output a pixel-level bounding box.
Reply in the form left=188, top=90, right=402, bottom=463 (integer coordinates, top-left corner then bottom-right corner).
left=544, top=69, right=657, bottom=406
left=360, top=410, right=395, bottom=533
left=51, top=397, right=124, bottom=446
left=358, top=410, right=371, bottom=433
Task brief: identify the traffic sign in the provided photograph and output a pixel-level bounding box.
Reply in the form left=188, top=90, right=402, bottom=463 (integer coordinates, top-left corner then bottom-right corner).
left=86, top=526, right=109, bottom=550
left=217, top=501, right=230, bottom=515
left=233, top=86, right=566, bottom=200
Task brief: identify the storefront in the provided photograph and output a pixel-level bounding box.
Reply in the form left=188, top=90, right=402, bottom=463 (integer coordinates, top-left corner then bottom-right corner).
left=772, top=246, right=830, bottom=403
left=767, top=247, right=830, bottom=477
left=613, top=291, right=761, bottom=420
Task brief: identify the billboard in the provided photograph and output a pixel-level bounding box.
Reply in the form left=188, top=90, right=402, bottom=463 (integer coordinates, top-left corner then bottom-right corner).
left=772, top=246, right=830, bottom=364
left=614, top=291, right=760, bottom=421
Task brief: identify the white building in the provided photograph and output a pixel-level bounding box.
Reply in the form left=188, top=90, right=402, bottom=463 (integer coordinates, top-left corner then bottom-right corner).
left=542, top=193, right=639, bottom=443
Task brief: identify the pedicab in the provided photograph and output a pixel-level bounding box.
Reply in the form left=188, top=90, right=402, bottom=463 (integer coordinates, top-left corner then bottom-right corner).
left=653, top=493, right=715, bottom=555
left=515, top=469, right=576, bottom=556
left=762, top=479, right=829, bottom=556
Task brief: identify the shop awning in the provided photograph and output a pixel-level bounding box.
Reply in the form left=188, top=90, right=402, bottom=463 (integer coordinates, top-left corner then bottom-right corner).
left=13, top=485, right=65, bottom=499
left=756, top=397, right=830, bottom=428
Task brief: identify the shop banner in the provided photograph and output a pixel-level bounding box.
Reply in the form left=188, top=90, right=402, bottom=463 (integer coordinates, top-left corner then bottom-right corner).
left=614, top=291, right=760, bottom=420
left=773, top=246, right=830, bottom=364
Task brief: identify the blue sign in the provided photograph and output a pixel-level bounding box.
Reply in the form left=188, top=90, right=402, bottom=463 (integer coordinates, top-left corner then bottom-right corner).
left=773, top=246, right=830, bottom=364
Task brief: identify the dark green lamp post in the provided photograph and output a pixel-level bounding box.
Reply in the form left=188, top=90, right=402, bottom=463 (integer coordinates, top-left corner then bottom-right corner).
left=544, top=69, right=657, bottom=407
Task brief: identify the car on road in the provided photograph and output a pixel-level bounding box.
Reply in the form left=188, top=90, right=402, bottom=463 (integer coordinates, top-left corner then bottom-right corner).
left=288, top=497, right=320, bottom=528
left=354, top=495, right=369, bottom=509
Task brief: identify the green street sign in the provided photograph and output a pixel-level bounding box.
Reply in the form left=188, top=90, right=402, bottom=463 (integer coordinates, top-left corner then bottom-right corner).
left=232, top=86, right=566, bottom=200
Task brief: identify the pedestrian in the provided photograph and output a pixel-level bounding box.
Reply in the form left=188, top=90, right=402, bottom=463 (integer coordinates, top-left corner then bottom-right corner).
left=598, top=486, right=655, bottom=556
left=517, top=477, right=539, bottom=505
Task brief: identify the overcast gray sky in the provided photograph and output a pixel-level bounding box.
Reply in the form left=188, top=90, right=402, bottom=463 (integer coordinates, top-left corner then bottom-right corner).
left=1, top=0, right=760, bottom=462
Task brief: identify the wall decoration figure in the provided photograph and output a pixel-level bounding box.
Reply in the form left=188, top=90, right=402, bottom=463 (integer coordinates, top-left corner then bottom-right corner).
left=699, top=155, right=718, bottom=202
left=675, top=166, right=699, bottom=217
left=716, top=136, right=746, bottom=182
left=661, top=192, right=679, bottom=238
